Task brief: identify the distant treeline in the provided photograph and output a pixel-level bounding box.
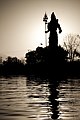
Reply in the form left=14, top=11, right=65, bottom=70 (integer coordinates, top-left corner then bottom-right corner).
left=0, top=45, right=80, bottom=77
left=0, top=56, right=25, bottom=75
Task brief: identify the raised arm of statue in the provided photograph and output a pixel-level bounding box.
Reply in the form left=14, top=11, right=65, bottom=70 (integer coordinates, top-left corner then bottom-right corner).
left=57, top=23, right=62, bottom=33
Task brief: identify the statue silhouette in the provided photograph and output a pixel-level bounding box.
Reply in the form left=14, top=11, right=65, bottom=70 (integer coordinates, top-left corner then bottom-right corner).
left=45, top=12, right=62, bottom=48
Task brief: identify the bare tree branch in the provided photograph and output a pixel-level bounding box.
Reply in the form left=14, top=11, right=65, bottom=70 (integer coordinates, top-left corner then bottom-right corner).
left=63, top=34, right=80, bottom=61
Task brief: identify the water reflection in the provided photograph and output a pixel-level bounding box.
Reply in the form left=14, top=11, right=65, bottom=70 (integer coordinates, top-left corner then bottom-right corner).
left=0, top=76, right=51, bottom=120
left=26, top=75, right=52, bottom=120
left=0, top=76, right=28, bottom=120
left=58, top=78, right=80, bottom=120
left=0, top=76, right=80, bottom=120
left=48, top=78, right=59, bottom=119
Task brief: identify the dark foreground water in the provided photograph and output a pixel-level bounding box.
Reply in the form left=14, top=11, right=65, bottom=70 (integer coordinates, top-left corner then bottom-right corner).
left=0, top=76, right=80, bottom=120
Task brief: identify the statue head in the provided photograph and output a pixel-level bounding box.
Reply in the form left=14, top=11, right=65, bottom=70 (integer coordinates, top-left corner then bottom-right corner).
left=51, top=12, right=56, bottom=21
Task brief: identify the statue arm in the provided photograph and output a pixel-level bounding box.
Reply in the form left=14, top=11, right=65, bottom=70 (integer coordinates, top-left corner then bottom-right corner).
left=45, top=30, right=49, bottom=33
left=57, top=23, right=62, bottom=33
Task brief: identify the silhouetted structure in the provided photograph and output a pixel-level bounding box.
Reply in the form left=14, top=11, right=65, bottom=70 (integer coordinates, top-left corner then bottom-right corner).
left=44, top=12, right=63, bottom=75
left=45, top=12, right=62, bottom=48
left=24, top=12, right=69, bottom=76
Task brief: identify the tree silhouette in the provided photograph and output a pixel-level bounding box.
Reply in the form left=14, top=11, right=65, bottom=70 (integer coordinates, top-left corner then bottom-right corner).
left=63, top=34, right=80, bottom=61
left=2, top=56, right=24, bottom=75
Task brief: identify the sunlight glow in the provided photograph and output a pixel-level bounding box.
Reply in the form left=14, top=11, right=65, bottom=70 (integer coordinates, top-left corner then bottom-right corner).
left=32, top=24, right=45, bottom=47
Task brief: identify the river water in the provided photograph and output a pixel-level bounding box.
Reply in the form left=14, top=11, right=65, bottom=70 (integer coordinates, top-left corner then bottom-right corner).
left=0, top=75, right=80, bottom=120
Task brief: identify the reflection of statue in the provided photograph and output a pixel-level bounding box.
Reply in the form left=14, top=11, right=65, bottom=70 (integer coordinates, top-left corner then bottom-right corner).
left=45, top=12, right=62, bottom=48
left=48, top=78, right=59, bottom=119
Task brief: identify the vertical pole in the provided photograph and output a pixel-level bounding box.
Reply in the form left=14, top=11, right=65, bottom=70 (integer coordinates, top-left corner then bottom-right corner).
left=45, top=22, right=47, bottom=47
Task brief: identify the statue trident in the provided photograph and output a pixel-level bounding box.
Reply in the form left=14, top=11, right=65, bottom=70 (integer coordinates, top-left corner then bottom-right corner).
left=43, top=12, right=48, bottom=47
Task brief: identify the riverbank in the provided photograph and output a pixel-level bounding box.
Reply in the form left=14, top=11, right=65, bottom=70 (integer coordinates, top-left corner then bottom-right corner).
left=0, top=60, right=80, bottom=79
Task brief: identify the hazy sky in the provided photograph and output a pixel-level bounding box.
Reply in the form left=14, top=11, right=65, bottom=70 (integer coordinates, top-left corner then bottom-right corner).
left=0, top=0, right=80, bottom=58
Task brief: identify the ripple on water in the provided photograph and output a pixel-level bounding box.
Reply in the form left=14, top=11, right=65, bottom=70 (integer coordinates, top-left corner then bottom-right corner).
left=0, top=76, right=52, bottom=120
left=58, top=79, right=80, bottom=120
left=0, top=76, right=80, bottom=120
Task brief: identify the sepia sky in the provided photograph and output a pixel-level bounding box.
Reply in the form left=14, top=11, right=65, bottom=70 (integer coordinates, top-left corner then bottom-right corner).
left=0, top=0, right=80, bottom=58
